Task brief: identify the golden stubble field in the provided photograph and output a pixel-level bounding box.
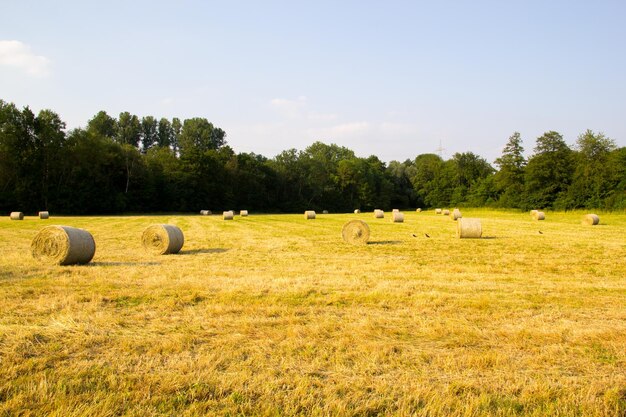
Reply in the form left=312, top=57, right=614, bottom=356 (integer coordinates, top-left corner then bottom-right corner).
left=0, top=209, right=625, bottom=416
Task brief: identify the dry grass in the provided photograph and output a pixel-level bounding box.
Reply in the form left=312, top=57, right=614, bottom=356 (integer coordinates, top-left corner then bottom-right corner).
left=0, top=210, right=625, bottom=416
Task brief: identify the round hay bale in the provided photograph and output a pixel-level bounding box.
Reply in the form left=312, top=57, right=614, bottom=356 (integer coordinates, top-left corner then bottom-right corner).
left=435, top=208, right=442, bottom=214
left=200, top=210, right=211, bottom=216
left=342, top=220, right=370, bottom=245
left=223, top=211, right=234, bottom=220
left=304, top=210, right=316, bottom=220
left=31, top=225, right=96, bottom=265
left=10, top=212, right=24, bottom=220
left=392, top=208, right=399, bottom=213
left=450, top=208, right=462, bottom=221
left=582, top=214, right=599, bottom=225
left=392, top=211, right=404, bottom=223
left=457, top=218, right=482, bottom=239
left=416, top=208, right=421, bottom=213
left=442, top=209, right=450, bottom=216
left=533, top=211, right=545, bottom=221
left=354, top=209, right=361, bottom=214
left=530, top=209, right=538, bottom=217
left=240, top=210, right=249, bottom=217
left=39, top=211, right=49, bottom=219
left=322, top=210, right=329, bottom=214
left=374, top=209, right=384, bottom=219
left=142, top=224, right=184, bottom=255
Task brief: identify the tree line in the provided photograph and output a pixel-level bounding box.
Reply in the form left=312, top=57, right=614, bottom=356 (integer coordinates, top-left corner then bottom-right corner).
left=1, top=100, right=624, bottom=214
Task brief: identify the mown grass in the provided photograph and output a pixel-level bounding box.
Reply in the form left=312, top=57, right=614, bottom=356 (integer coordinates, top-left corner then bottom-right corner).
left=0, top=209, right=625, bottom=416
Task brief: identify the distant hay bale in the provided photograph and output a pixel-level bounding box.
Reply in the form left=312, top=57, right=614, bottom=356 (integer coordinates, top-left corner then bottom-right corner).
left=530, top=209, right=538, bottom=216
left=200, top=210, right=211, bottom=216
left=39, top=211, right=49, bottom=219
left=416, top=208, right=421, bottom=213
left=435, top=208, right=442, bottom=214
left=450, top=208, right=462, bottom=221
left=392, top=208, right=399, bottom=213
left=457, top=218, right=482, bottom=239
left=533, top=211, right=545, bottom=221
left=442, top=209, right=450, bottom=216
left=240, top=210, right=249, bottom=217
left=342, top=220, right=370, bottom=245
left=322, top=210, right=329, bottom=214
left=142, top=224, right=184, bottom=255
left=583, top=214, right=599, bottom=225
left=304, top=210, right=316, bottom=220
left=392, top=211, right=404, bottom=223
left=10, top=212, right=24, bottom=220
left=223, top=211, right=234, bottom=220
left=354, top=209, right=361, bottom=214
left=31, top=225, right=96, bottom=265
left=374, top=209, right=384, bottom=219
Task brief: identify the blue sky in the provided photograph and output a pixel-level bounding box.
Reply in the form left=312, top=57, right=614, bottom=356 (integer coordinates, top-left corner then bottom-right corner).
left=1, top=1, right=625, bottom=163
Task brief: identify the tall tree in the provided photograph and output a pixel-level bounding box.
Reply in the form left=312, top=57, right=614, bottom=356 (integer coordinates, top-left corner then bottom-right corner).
left=494, top=132, right=526, bottom=207
left=524, top=131, right=573, bottom=209
left=157, top=117, right=173, bottom=148
left=179, top=118, right=226, bottom=157
left=86, top=111, right=117, bottom=139
left=141, top=116, right=158, bottom=152
left=116, top=112, right=141, bottom=148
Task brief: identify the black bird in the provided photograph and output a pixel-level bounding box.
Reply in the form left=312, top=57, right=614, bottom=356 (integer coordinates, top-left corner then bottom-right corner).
left=424, top=233, right=430, bottom=238
left=412, top=234, right=417, bottom=237
left=538, top=230, right=543, bottom=234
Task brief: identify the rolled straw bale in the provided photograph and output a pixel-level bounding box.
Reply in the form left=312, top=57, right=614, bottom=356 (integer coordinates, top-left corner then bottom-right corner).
left=31, top=225, right=95, bottom=265
left=374, top=209, right=384, bottom=219
left=435, top=208, right=442, bottom=214
left=240, top=210, right=249, bottom=217
left=322, top=210, right=329, bottom=214
left=304, top=210, right=316, bottom=220
left=342, top=220, right=370, bottom=245
left=354, top=209, right=361, bottom=214
left=416, top=208, right=421, bottom=213
left=533, top=211, right=545, bottom=220
left=223, top=211, right=234, bottom=220
left=39, top=211, right=49, bottom=219
left=392, top=211, right=404, bottom=223
left=450, top=208, right=462, bottom=221
left=10, top=212, right=24, bottom=220
left=457, top=218, right=482, bottom=239
left=200, top=210, right=211, bottom=215
left=442, top=209, right=450, bottom=216
left=142, top=224, right=184, bottom=255
left=530, top=209, right=538, bottom=217
left=582, top=214, right=599, bottom=225
left=392, top=209, right=399, bottom=213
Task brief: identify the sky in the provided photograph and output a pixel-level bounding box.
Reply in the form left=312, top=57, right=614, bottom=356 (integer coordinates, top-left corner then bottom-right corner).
left=1, top=1, right=625, bottom=163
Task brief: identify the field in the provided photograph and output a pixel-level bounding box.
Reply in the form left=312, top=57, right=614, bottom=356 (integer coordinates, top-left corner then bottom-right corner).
left=0, top=209, right=625, bottom=416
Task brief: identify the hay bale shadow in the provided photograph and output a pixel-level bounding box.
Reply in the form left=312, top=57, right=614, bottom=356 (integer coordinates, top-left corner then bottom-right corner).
left=179, top=248, right=229, bottom=255
left=90, top=261, right=162, bottom=267
left=367, top=240, right=403, bottom=245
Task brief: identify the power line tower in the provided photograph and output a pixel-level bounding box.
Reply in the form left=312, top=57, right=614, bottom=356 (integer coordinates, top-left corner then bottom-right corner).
left=435, top=139, right=446, bottom=158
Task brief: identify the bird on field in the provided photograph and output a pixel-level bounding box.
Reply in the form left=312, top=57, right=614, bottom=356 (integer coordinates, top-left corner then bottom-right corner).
left=538, top=230, right=543, bottom=234
left=424, top=233, right=430, bottom=238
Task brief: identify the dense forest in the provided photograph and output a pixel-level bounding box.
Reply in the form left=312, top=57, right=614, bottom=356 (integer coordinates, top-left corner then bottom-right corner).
left=1, top=99, right=625, bottom=214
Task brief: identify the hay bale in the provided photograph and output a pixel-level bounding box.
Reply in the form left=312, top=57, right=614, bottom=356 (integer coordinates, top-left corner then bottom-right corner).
left=10, top=212, right=24, bottom=220
left=322, top=210, right=329, bottom=214
left=304, top=210, right=316, bottom=220
left=450, top=208, right=462, bottom=221
left=530, top=209, right=538, bottom=216
left=583, top=214, right=599, bottom=225
left=392, top=211, right=404, bottom=223
left=416, top=208, right=421, bottom=213
left=374, top=209, right=384, bottom=219
left=442, top=209, right=450, bottom=216
left=240, top=210, right=249, bottom=217
left=31, top=225, right=96, bottom=265
left=223, top=211, right=234, bottom=220
left=457, top=218, right=482, bottom=239
left=142, top=224, right=184, bottom=255
left=342, top=220, right=370, bottom=245
left=435, top=208, right=442, bottom=214
left=533, top=211, right=545, bottom=220
left=392, top=208, right=399, bottom=213
left=39, top=211, right=49, bottom=219
left=354, top=209, right=361, bottom=214
left=200, top=210, right=211, bottom=215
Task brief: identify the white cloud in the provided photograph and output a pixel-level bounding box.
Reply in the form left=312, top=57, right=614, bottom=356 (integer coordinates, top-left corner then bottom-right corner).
left=379, top=122, right=419, bottom=136
left=0, top=40, right=50, bottom=78
left=270, top=96, right=307, bottom=118
left=308, top=122, right=372, bottom=139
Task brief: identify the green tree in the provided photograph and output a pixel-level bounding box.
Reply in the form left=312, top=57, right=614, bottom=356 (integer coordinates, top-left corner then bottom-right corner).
left=494, top=132, right=526, bottom=207
left=116, top=112, right=141, bottom=148
left=157, top=117, right=172, bottom=148
left=86, top=111, right=117, bottom=139
left=141, top=116, right=158, bottom=152
left=524, top=131, right=573, bottom=209
left=179, top=118, right=226, bottom=157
